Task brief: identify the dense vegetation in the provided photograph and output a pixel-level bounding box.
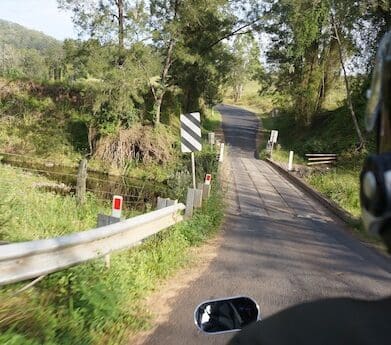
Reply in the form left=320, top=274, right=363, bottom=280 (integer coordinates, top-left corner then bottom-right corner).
left=0, top=1, right=264, bottom=174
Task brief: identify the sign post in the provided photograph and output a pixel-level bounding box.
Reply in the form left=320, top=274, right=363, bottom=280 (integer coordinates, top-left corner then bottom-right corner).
left=191, top=152, right=196, bottom=189
left=181, top=112, right=202, bottom=189
left=269, top=130, right=279, bottom=158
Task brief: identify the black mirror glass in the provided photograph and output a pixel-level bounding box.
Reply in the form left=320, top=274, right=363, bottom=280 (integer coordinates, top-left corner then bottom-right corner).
left=194, top=296, right=260, bottom=334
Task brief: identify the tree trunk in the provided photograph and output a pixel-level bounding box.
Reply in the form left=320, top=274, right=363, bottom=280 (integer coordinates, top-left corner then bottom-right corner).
left=88, top=124, right=97, bottom=156
left=154, top=96, right=163, bottom=126
left=153, top=0, right=179, bottom=126
left=117, top=0, right=125, bottom=65
left=154, top=34, right=175, bottom=125
left=331, top=12, right=365, bottom=150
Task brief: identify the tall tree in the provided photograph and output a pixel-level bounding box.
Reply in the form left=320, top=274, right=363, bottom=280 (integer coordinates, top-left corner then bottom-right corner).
left=229, top=34, right=263, bottom=102
left=58, top=0, right=147, bottom=64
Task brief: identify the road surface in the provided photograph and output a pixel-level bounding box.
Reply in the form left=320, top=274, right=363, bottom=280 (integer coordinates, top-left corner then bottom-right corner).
left=142, top=104, right=390, bottom=345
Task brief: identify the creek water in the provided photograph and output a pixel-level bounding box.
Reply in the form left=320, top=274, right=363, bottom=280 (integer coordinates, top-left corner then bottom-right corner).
left=1, top=155, right=173, bottom=211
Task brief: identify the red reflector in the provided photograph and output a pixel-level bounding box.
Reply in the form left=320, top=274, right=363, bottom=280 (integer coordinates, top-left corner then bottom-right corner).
left=113, top=198, right=121, bottom=210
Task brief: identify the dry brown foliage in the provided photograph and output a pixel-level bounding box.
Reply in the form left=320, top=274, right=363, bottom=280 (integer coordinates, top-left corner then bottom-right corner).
left=93, top=124, right=176, bottom=168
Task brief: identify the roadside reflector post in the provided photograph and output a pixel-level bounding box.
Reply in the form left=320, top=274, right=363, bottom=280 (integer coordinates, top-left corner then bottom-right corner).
left=219, top=143, right=225, bottom=162
left=288, top=151, right=294, bottom=171
left=112, top=195, right=123, bottom=219
left=205, top=174, right=212, bottom=185
left=104, top=195, right=123, bottom=268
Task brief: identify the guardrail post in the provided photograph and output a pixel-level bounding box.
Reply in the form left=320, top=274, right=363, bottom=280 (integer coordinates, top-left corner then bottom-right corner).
left=185, top=188, right=195, bottom=218
left=194, top=184, right=203, bottom=208
left=288, top=151, right=294, bottom=171
left=157, top=197, right=168, bottom=209
left=97, top=214, right=121, bottom=269
left=202, top=183, right=211, bottom=200
left=157, top=197, right=177, bottom=209
left=208, top=132, right=215, bottom=145
left=76, top=159, right=88, bottom=205
left=166, top=199, right=178, bottom=207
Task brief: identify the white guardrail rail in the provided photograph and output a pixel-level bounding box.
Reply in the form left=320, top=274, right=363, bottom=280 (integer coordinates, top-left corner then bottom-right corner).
left=0, top=203, right=186, bottom=286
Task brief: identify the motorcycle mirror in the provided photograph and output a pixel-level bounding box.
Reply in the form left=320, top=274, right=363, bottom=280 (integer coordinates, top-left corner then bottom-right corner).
left=194, top=296, right=260, bottom=334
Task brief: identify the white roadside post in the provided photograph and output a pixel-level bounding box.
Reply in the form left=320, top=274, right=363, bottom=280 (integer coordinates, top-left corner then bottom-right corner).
left=181, top=112, right=202, bottom=190
left=219, top=143, right=225, bottom=162
left=288, top=151, right=294, bottom=171
left=105, top=195, right=123, bottom=268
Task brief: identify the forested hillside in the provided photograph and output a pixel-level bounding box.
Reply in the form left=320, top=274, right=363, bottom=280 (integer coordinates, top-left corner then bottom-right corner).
left=0, top=19, right=60, bottom=51
left=0, top=19, right=63, bottom=80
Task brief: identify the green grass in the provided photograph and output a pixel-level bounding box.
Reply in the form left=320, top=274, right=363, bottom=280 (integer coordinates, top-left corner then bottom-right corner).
left=306, top=168, right=361, bottom=217
left=224, top=81, right=276, bottom=114
left=203, top=108, right=222, bottom=133
left=0, top=164, right=119, bottom=242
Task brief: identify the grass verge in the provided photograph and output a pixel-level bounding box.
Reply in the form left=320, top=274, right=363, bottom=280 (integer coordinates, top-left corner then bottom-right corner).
left=258, top=110, right=366, bottom=218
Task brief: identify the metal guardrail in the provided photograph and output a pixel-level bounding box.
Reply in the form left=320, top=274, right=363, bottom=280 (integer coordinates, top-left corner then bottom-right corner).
left=305, top=153, right=337, bottom=166
left=0, top=203, right=185, bottom=286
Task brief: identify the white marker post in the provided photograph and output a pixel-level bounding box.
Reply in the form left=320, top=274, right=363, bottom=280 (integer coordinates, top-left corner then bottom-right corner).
left=219, top=143, right=225, bottom=162
left=288, top=151, right=294, bottom=171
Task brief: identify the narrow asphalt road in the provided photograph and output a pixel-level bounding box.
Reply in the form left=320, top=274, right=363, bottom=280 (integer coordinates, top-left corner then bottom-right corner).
left=143, top=104, right=391, bottom=345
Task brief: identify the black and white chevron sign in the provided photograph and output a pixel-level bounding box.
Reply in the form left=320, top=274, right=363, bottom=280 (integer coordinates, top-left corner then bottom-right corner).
left=180, top=112, right=202, bottom=153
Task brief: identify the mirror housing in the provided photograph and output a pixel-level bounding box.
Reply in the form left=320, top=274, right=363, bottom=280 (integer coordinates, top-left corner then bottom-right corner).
left=194, top=296, right=260, bottom=334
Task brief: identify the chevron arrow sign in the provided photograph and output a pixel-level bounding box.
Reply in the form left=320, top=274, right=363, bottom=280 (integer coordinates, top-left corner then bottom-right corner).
left=180, top=112, right=202, bottom=153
